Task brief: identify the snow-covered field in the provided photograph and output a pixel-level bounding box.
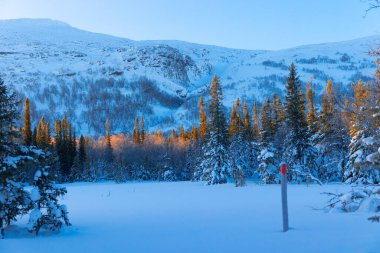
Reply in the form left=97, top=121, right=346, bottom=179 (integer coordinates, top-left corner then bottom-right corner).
left=1, top=182, right=380, bottom=253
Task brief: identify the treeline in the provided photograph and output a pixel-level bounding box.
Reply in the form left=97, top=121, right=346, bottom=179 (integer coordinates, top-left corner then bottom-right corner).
left=8, top=62, right=380, bottom=187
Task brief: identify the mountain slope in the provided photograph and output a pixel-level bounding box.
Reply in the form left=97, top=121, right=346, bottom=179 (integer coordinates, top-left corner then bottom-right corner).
left=0, top=18, right=378, bottom=135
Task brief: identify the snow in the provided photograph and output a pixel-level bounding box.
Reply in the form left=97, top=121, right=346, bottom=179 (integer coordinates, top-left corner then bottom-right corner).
left=363, top=137, right=376, bottom=146
left=358, top=196, right=380, bottom=213
left=30, top=187, right=41, bottom=202
left=1, top=182, right=380, bottom=253
left=34, top=170, right=41, bottom=181
left=27, top=209, right=41, bottom=231
left=260, top=149, right=275, bottom=159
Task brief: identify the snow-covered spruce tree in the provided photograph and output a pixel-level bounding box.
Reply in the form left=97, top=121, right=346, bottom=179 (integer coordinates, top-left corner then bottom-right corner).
left=28, top=156, right=71, bottom=235
left=199, top=75, right=230, bottom=185
left=283, top=64, right=318, bottom=183
left=229, top=133, right=249, bottom=187
left=192, top=97, right=208, bottom=181
left=0, top=78, right=33, bottom=238
left=345, top=80, right=380, bottom=184
left=314, top=80, right=349, bottom=182
left=257, top=97, right=279, bottom=184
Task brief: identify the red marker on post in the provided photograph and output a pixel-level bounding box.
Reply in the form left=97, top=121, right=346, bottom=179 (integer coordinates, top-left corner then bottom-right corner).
left=280, top=163, right=289, bottom=232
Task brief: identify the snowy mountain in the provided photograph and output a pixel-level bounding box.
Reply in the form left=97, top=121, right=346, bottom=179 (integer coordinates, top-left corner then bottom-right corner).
left=0, top=18, right=379, bottom=135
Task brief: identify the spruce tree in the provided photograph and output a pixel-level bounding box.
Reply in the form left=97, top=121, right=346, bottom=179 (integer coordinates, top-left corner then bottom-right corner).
left=190, top=126, right=198, bottom=141
left=284, top=64, right=317, bottom=182
left=45, top=122, right=51, bottom=147
left=28, top=162, right=71, bottom=235
left=133, top=116, right=139, bottom=144
left=242, top=100, right=252, bottom=140
left=105, top=119, right=113, bottom=163
left=55, top=116, right=76, bottom=181
left=0, top=78, right=30, bottom=238
left=36, top=116, right=46, bottom=148
left=140, top=116, right=146, bottom=144
left=252, top=102, right=260, bottom=141
left=345, top=80, right=380, bottom=184
left=199, top=75, right=229, bottom=185
left=229, top=105, right=237, bottom=137
left=257, top=97, right=279, bottom=183
left=306, top=84, right=318, bottom=135
left=199, top=96, right=207, bottom=139
left=316, top=80, right=349, bottom=181
left=32, top=127, right=37, bottom=146
left=79, top=135, right=86, bottom=166
left=23, top=98, right=32, bottom=146
left=272, top=94, right=284, bottom=130
left=180, top=124, right=186, bottom=141
left=260, top=97, right=275, bottom=144
left=234, top=98, right=242, bottom=134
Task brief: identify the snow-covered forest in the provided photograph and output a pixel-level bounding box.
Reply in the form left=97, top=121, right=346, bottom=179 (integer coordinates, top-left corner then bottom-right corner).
left=2, top=1, right=380, bottom=252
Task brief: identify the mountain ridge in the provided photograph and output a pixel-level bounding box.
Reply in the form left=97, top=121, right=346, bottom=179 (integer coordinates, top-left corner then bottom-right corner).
left=0, top=18, right=378, bottom=135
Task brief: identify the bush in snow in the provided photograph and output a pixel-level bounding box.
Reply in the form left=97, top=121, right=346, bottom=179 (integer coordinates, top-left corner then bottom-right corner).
left=28, top=167, right=70, bottom=235
left=324, top=187, right=380, bottom=214
left=258, top=147, right=279, bottom=184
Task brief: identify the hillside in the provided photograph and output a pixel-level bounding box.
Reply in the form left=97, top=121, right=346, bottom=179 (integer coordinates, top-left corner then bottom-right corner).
left=0, top=18, right=378, bottom=135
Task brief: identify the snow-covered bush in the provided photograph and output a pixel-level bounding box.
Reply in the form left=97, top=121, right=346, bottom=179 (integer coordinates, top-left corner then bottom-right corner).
left=27, top=168, right=70, bottom=235
left=258, top=147, right=279, bottom=184
left=324, top=187, right=380, bottom=214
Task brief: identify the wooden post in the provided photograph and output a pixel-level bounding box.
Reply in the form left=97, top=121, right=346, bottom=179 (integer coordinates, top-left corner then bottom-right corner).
left=280, top=163, right=289, bottom=232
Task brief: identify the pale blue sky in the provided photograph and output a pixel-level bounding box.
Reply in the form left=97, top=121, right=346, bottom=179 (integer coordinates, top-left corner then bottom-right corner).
left=0, top=0, right=379, bottom=50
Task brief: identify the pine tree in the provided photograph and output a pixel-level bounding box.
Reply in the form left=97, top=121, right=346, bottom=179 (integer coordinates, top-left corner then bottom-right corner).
left=199, top=96, right=207, bottom=138
left=199, top=75, right=230, bottom=185
left=23, top=98, right=32, bottom=146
